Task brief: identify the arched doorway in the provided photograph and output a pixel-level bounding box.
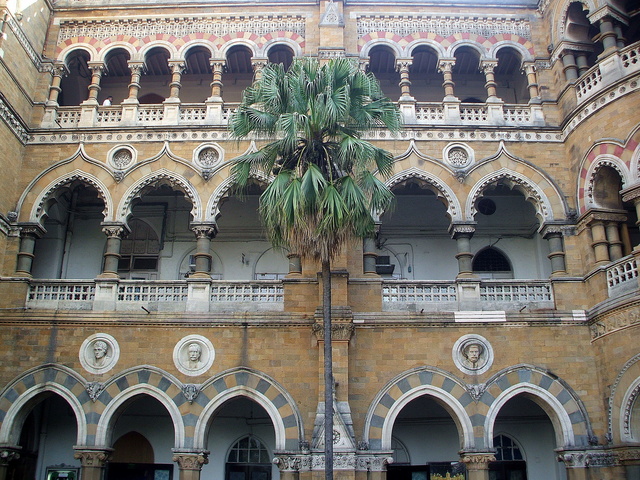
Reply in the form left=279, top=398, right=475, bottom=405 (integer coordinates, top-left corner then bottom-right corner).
left=387, top=395, right=465, bottom=480
left=490, top=395, right=565, bottom=480
left=7, top=393, right=79, bottom=480
left=203, top=397, right=278, bottom=480
left=105, top=396, right=176, bottom=480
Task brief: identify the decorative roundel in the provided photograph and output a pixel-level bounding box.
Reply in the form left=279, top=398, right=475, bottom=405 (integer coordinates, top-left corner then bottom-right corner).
left=443, top=143, right=474, bottom=168
left=193, top=143, right=224, bottom=169
left=108, top=145, right=136, bottom=169
left=173, top=334, right=215, bottom=376
left=80, top=333, right=120, bottom=374
left=452, top=334, right=494, bottom=375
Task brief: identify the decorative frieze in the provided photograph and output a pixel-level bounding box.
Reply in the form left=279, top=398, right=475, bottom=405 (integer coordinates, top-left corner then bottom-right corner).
left=58, top=16, right=306, bottom=44
left=356, top=15, right=531, bottom=40
left=0, top=95, right=30, bottom=144
left=590, top=306, right=640, bottom=340
left=172, top=450, right=209, bottom=470
left=312, top=322, right=355, bottom=341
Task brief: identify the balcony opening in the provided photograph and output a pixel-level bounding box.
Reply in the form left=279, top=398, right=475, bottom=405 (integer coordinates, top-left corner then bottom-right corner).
left=267, top=44, right=294, bottom=70
left=472, top=247, right=513, bottom=279
left=409, top=45, right=441, bottom=102
left=563, top=2, right=602, bottom=68
left=495, top=47, right=529, bottom=104
left=182, top=46, right=213, bottom=103
left=99, top=48, right=131, bottom=105
left=32, top=182, right=106, bottom=279
left=223, top=45, right=254, bottom=103
left=368, top=45, right=400, bottom=100
left=59, top=49, right=91, bottom=106
left=624, top=0, right=640, bottom=43
left=139, top=47, right=171, bottom=103
left=452, top=46, right=485, bottom=103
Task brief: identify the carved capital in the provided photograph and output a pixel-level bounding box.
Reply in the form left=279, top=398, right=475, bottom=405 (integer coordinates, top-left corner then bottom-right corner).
left=87, top=62, right=107, bottom=76
left=101, top=224, right=128, bottom=238
left=252, top=58, right=268, bottom=70
left=437, top=59, right=456, bottom=73
left=169, top=61, right=186, bottom=75
left=480, top=60, right=498, bottom=74
left=460, top=452, right=495, bottom=465
left=621, top=184, right=640, bottom=203
left=0, top=447, right=21, bottom=466
left=127, top=62, right=146, bottom=75
left=172, top=451, right=209, bottom=470
left=53, top=63, right=70, bottom=78
left=273, top=455, right=303, bottom=472
left=73, top=448, right=113, bottom=467
left=190, top=224, right=217, bottom=239
left=449, top=223, right=476, bottom=239
left=395, top=59, right=412, bottom=71
left=18, top=223, right=46, bottom=239
left=312, top=322, right=355, bottom=341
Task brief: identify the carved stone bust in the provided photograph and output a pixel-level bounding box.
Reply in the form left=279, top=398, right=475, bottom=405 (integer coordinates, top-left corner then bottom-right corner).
left=452, top=334, right=493, bottom=375
left=173, top=335, right=215, bottom=376
left=80, top=333, right=119, bottom=374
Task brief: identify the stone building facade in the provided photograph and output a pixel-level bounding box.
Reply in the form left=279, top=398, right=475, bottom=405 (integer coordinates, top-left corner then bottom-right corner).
left=0, top=0, right=639, bottom=478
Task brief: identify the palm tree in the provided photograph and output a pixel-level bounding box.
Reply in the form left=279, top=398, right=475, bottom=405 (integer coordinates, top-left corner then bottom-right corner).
left=230, top=57, right=401, bottom=480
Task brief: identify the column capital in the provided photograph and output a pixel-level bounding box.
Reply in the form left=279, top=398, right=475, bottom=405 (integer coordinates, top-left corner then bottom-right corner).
left=127, top=61, right=147, bottom=75
left=101, top=222, right=130, bottom=238
left=53, top=62, right=70, bottom=77
left=459, top=451, right=495, bottom=465
left=312, top=321, right=355, bottom=341
left=87, top=61, right=107, bottom=75
left=577, top=208, right=627, bottom=229
left=172, top=450, right=209, bottom=470
left=540, top=223, right=574, bottom=238
left=190, top=223, right=218, bottom=239
left=18, top=222, right=46, bottom=239
left=587, top=5, right=628, bottom=25
left=73, top=447, right=113, bottom=467
left=273, top=454, right=306, bottom=472
left=621, top=183, right=640, bottom=203
left=252, top=57, right=269, bottom=70
left=480, top=59, right=498, bottom=73
left=395, top=58, right=412, bottom=70
left=448, top=223, right=476, bottom=239
left=0, top=446, right=21, bottom=466
left=169, top=61, right=186, bottom=75
left=437, top=58, right=456, bottom=73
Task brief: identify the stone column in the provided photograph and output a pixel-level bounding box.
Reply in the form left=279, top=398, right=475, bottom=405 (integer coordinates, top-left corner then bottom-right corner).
left=74, top=447, right=112, bottom=480
left=167, top=61, right=186, bottom=101
left=590, top=220, right=610, bottom=264
left=172, top=450, right=209, bottom=480
left=450, top=224, right=476, bottom=278
left=396, top=59, right=413, bottom=100
left=189, top=224, right=217, bottom=278
left=125, top=62, right=145, bottom=103
left=100, top=223, right=129, bottom=278
left=438, top=59, right=457, bottom=99
left=42, top=63, right=69, bottom=127
left=15, top=223, right=46, bottom=277
left=605, top=221, right=624, bottom=261
left=0, top=446, right=21, bottom=480
left=561, top=51, right=579, bottom=81
left=480, top=60, right=499, bottom=101
left=622, top=186, right=640, bottom=250
left=208, top=60, right=225, bottom=101
left=542, top=227, right=567, bottom=275
left=614, top=23, right=625, bottom=48
left=597, top=17, right=618, bottom=51
left=85, top=62, right=107, bottom=104
left=252, top=57, right=268, bottom=81
left=575, top=53, right=590, bottom=76
left=273, top=454, right=303, bottom=480
left=557, top=451, right=589, bottom=480
left=363, top=237, right=377, bottom=275
left=288, top=253, right=302, bottom=275
left=460, top=452, right=494, bottom=480
left=522, top=62, right=539, bottom=100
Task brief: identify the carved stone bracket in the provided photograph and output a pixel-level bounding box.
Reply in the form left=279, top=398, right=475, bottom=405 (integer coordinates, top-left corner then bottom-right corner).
left=182, top=384, right=201, bottom=403
left=466, top=383, right=487, bottom=401
left=460, top=452, right=495, bottom=465
left=172, top=450, right=209, bottom=470
left=557, top=450, right=620, bottom=467
left=86, top=382, right=105, bottom=402
left=621, top=184, right=640, bottom=204
left=312, top=322, right=355, bottom=341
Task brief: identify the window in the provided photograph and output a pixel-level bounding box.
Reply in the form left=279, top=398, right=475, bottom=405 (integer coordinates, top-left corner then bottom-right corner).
left=226, top=436, right=271, bottom=480
left=472, top=248, right=513, bottom=279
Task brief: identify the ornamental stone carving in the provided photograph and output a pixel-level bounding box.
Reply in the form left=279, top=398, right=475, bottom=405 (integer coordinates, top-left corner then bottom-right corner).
left=0, top=448, right=21, bottom=466
left=172, top=451, right=209, bottom=470
left=182, top=384, right=201, bottom=403
left=73, top=449, right=112, bottom=467
left=80, top=333, right=120, bottom=374
left=453, top=334, right=494, bottom=375
left=86, top=381, right=105, bottom=401
left=312, top=322, right=355, bottom=341
left=173, top=335, right=215, bottom=376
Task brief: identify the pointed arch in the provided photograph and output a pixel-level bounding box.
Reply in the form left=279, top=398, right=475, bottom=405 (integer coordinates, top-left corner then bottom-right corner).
left=466, top=167, right=558, bottom=224
left=608, top=353, right=640, bottom=443
left=117, top=168, right=202, bottom=223
left=483, top=365, right=592, bottom=449
left=384, top=167, right=462, bottom=222
left=29, top=169, right=112, bottom=224
left=363, top=367, right=475, bottom=451
left=95, top=374, right=185, bottom=448
left=194, top=367, right=303, bottom=451
left=0, top=364, right=88, bottom=446
left=206, top=169, right=270, bottom=223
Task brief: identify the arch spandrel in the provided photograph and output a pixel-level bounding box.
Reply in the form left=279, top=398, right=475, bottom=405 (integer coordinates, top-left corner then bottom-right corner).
left=206, top=167, right=270, bottom=223
left=608, top=354, right=640, bottom=444
left=195, top=367, right=303, bottom=451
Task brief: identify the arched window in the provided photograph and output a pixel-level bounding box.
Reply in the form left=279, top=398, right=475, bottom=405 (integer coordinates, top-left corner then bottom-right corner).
left=472, top=248, right=513, bottom=279
left=489, top=434, right=527, bottom=480
left=226, top=436, right=271, bottom=480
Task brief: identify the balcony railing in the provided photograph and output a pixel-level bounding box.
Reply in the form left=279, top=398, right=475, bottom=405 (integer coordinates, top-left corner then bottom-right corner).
left=26, top=279, right=284, bottom=312
left=607, top=255, right=639, bottom=298
left=382, top=279, right=554, bottom=312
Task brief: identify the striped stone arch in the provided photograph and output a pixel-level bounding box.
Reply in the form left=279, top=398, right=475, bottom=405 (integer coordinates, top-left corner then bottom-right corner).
left=56, top=37, right=100, bottom=58
left=94, top=366, right=186, bottom=448
left=363, top=367, right=475, bottom=451
left=0, top=364, right=89, bottom=446
left=258, top=31, right=305, bottom=54
left=482, top=365, right=593, bottom=449
left=175, top=34, right=220, bottom=54
left=358, top=33, right=405, bottom=55
left=193, top=367, right=304, bottom=451
left=99, top=36, right=139, bottom=56
left=608, top=353, right=640, bottom=443
left=577, top=138, right=639, bottom=214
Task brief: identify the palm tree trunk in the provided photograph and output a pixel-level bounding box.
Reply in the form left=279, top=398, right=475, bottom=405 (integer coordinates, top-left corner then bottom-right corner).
left=322, top=258, right=333, bottom=480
